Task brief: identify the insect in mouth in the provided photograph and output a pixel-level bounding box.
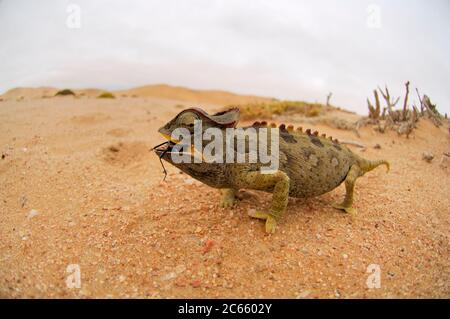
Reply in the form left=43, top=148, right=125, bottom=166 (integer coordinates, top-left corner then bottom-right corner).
left=151, top=141, right=174, bottom=181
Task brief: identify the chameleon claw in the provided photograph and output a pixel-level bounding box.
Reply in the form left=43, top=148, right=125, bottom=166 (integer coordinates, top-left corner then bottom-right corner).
left=220, top=196, right=235, bottom=208
left=220, top=198, right=235, bottom=208
left=220, top=189, right=236, bottom=208
left=332, top=203, right=357, bottom=215
left=248, top=211, right=277, bottom=233
left=265, top=215, right=277, bottom=234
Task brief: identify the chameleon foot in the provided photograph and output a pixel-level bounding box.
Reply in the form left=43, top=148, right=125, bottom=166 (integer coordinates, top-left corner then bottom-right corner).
left=332, top=203, right=357, bottom=215
left=220, top=189, right=236, bottom=208
left=220, top=196, right=235, bottom=208
left=248, top=211, right=277, bottom=234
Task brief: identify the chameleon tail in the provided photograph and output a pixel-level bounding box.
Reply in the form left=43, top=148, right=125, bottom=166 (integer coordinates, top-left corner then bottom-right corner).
left=358, top=158, right=390, bottom=174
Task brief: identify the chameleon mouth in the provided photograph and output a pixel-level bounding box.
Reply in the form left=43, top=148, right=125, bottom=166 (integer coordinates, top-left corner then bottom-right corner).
left=151, top=134, right=204, bottom=180
left=152, top=140, right=176, bottom=154
left=152, top=138, right=197, bottom=181
left=152, top=133, right=201, bottom=158
left=152, top=132, right=181, bottom=155
left=152, top=140, right=200, bottom=158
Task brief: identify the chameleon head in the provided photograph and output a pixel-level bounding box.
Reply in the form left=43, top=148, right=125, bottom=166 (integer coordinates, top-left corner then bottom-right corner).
left=157, top=107, right=239, bottom=142
left=154, top=107, right=239, bottom=159
left=152, top=107, right=240, bottom=180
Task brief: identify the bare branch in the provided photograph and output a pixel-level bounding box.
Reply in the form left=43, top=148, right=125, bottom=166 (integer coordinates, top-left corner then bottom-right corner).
left=326, top=92, right=332, bottom=107
left=392, top=96, right=400, bottom=107
left=340, top=140, right=366, bottom=148
left=422, top=95, right=442, bottom=127
left=415, top=88, right=424, bottom=114
left=402, top=81, right=410, bottom=121
left=374, top=90, right=380, bottom=117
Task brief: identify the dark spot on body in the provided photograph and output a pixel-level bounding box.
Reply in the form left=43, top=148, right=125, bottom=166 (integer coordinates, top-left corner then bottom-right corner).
left=333, top=144, right=342, bottom=151
left=309, top=136, right=324, bottom=147
left=281, top=131, right=297, bottom=143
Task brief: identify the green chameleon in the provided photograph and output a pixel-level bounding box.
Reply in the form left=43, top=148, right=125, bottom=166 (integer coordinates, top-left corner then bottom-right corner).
left=153, top=107, right=389, bottom=234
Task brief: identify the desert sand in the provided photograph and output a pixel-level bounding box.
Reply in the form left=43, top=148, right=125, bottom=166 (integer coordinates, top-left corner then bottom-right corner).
left=0, top=85, right=448, bottom=298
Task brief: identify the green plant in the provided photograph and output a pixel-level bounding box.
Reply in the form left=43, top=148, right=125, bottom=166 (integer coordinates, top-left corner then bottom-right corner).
left=55, top=89, right=75, bottom=96
left=97, top=92, right=115, bottom=99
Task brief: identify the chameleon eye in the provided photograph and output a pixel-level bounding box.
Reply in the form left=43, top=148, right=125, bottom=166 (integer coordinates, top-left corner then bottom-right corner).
left=178, top=113, right=198, bottom=127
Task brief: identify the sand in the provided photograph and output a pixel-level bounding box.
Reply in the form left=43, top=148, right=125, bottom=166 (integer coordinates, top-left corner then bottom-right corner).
left=0, top=86, right=449, bottom=298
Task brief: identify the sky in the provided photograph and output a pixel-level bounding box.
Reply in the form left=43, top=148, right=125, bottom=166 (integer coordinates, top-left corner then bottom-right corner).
left=0, top=0, right=449, bottom=114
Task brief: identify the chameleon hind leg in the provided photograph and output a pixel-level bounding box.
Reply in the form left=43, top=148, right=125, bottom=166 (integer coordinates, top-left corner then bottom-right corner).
left=237, top=170, right=290, bottom=234
left=332, top=164, right=362, bottom=215
left=220, top=188, right=237, bottom=208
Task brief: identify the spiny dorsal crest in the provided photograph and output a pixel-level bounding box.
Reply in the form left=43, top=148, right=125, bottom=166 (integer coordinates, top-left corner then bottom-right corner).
left=250, top=121, right=339, bottom=144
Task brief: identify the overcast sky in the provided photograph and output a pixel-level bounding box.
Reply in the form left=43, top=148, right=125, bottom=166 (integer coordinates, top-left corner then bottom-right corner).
left=0, top=0, right=449, bottom=114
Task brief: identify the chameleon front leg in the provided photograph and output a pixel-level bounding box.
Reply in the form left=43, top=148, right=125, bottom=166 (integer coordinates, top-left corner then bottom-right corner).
left=237, top=170, right=290, bottom=234
left=332, top=164, right=362, bottom=215
left=220, top=188, right=237, bottom=208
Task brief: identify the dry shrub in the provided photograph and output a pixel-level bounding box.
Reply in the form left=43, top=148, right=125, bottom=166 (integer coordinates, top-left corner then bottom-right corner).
left=55, top=89, right=75, bottom=96
left=364, top=81, right=446, bottom=138
left=229, top=100, right=325, bottom=120
left=97, top=92, right=116, bottom=99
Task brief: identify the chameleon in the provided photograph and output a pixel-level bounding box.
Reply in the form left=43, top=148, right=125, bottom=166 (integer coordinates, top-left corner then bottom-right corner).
left=153, top=107, right=389, bottom=234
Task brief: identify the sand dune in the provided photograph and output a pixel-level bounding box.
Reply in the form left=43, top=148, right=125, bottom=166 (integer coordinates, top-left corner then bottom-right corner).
left=0, top=87, right=105, bottom=100
left=1, top=87, right=59, bottom=99
left=1, top=84, right=274, bottom=106
left=116, top=84, right=274, bottom=105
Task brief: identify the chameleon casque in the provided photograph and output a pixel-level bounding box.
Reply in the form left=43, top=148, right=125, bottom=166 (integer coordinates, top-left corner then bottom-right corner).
left=153, top=107, right=389, bottom=234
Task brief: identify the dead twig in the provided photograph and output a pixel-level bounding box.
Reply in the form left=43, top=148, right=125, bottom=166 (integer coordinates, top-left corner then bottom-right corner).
left=326, top=92, right=332, bottom=107
left=422, top=95, right=442, bottom=127
left=340, top=140, right=366, bottom=148
left=402, top=81, right=410, bottom=121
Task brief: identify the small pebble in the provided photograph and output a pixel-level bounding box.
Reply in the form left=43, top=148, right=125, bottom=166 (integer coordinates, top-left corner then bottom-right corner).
left=202, top=239, right=215, bottom=254
left=422, top=152, right=434, bottom=163
left=27, top=209, right=39, bottom=219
